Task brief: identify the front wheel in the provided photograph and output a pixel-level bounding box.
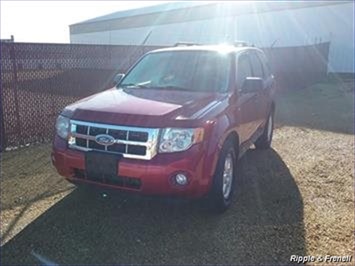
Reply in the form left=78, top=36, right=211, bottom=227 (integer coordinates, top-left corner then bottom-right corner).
left=255, top=111, right=274, bottom=150
left=208, top=139, right=237, bottom=213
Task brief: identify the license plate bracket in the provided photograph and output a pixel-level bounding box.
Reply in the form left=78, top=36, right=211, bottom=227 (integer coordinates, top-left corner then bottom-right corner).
left=85, top=152, right=121, bottom=178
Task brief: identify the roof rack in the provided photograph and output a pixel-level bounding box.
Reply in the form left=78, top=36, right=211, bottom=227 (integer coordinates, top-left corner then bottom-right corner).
left=233, top=41, right=250, bottom=47
left=174, top=41, right=254, bottom=48
left=174, top=42, right=200, bottom=47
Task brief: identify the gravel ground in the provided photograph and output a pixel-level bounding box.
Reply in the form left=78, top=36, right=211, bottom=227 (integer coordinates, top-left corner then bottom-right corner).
left=0, top=80, right=354, bottom=265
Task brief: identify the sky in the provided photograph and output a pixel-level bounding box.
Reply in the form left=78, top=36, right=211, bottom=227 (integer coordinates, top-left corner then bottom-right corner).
left=0, top=1, right=174, bottom=43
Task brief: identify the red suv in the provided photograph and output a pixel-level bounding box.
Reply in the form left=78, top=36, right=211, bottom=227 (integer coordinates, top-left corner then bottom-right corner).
left=52, top=43, right=275, bottom=212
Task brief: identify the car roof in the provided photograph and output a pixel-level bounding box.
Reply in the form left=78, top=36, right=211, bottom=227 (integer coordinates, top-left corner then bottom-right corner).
left=149, top=45, right=260, bottom=55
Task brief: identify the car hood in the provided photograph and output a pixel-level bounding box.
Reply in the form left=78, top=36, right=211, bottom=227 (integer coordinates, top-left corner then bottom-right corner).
left=63, top=88, right=228, bottom=127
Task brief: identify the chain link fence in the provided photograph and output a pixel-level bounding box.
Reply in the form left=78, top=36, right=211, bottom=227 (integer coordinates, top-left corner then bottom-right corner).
left=0, top=42, right=329, bottom=151
left=0, top=43, right=163, bottom=151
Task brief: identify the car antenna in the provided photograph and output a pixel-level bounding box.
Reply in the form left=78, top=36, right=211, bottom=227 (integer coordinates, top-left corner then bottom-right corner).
left=141, top=30, right=153, bottom=46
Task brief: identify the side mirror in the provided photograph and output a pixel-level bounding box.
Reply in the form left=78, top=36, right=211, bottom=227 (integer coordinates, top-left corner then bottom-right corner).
left=113, top=73, right=125, bottom=86
left=241, top=77, right=263, bottom=93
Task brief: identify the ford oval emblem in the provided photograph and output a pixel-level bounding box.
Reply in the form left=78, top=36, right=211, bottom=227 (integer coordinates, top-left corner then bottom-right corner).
left=95, top=134, right=115, bottom=146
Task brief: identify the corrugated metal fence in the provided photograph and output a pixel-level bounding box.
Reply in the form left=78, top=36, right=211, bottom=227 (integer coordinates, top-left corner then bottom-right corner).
left=0, top=42, right=329, bottom=151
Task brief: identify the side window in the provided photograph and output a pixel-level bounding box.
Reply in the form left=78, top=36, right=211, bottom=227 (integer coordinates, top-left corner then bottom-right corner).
left=249, top=52, right=264, bottom=78
left=236, top=53, right=252, bottom=90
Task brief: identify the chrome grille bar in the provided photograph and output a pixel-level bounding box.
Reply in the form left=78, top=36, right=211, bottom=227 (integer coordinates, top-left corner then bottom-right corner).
left=68, top=120, right=160, bottom=160
left=70, top=132, right=149, bottom=146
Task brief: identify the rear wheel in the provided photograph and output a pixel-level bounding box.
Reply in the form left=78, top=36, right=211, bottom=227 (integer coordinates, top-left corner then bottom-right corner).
left=209, top=139, right=237, bottom=213
left=255, top=111, right=274, bottom=149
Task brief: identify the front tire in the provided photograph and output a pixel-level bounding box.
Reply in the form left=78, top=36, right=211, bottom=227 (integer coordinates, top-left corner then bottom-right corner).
left=209, top=139, right=237, bottom=213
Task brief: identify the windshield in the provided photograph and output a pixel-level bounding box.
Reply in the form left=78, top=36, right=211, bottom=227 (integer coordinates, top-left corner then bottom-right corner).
left=119, top=51, right=231, bottom=92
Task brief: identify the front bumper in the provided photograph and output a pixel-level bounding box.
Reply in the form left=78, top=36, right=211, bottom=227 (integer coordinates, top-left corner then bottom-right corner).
left=52, top=138, right=213, bottom=198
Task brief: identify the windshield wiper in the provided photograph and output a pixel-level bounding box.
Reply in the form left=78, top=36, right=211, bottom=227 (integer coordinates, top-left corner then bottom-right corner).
left=154, top=85, right=192, bottom=91
left=120, top=84, right=193, bottom=92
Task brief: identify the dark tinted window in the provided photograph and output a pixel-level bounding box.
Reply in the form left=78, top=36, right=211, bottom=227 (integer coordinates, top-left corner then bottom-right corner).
left=249, top=51, right=264, bottom=78
left=236, top=53, right=252, bottom=90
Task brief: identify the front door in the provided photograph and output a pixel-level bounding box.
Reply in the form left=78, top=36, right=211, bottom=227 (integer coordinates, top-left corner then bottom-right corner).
left=235, top=52, right=260, bottom=144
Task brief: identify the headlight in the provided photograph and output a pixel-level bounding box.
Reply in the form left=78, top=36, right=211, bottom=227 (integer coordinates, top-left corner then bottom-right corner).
left=55, top=115, right=70, bottom=139
left=159, top=128, right=204, bottom=153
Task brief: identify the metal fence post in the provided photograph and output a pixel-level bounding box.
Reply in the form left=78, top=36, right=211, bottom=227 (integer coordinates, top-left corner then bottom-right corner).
left=0, top=52, right=5, bottom=152
left=10, top=43, right=22, bottom=147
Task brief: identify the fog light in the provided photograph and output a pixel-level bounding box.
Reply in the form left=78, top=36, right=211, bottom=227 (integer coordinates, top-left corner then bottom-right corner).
left=175, top=173, right=188, bottom=186
left=68, top=136, right=75, bottom=145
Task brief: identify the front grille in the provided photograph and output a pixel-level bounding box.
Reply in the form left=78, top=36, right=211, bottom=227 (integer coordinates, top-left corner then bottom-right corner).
left=108, top=129, right=127, bottom=140
left=68, top=120, right=159, bottom=160
left=128, top=131, right=148, bottom=142
left=107, top=143, right=126, bottom=153
left=76, top=125, right=88, bottom=134
left=89, top=140, right=105, bottom=150
left=89, top=127, right=106, bottom=136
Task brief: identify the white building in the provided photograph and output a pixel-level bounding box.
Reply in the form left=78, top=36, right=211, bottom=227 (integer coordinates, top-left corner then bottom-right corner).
left=70, top=1, right=354, bottom=73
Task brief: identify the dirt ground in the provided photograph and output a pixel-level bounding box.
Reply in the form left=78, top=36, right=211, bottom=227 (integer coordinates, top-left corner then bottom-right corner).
left=0, top=79, right=354, bottom=265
